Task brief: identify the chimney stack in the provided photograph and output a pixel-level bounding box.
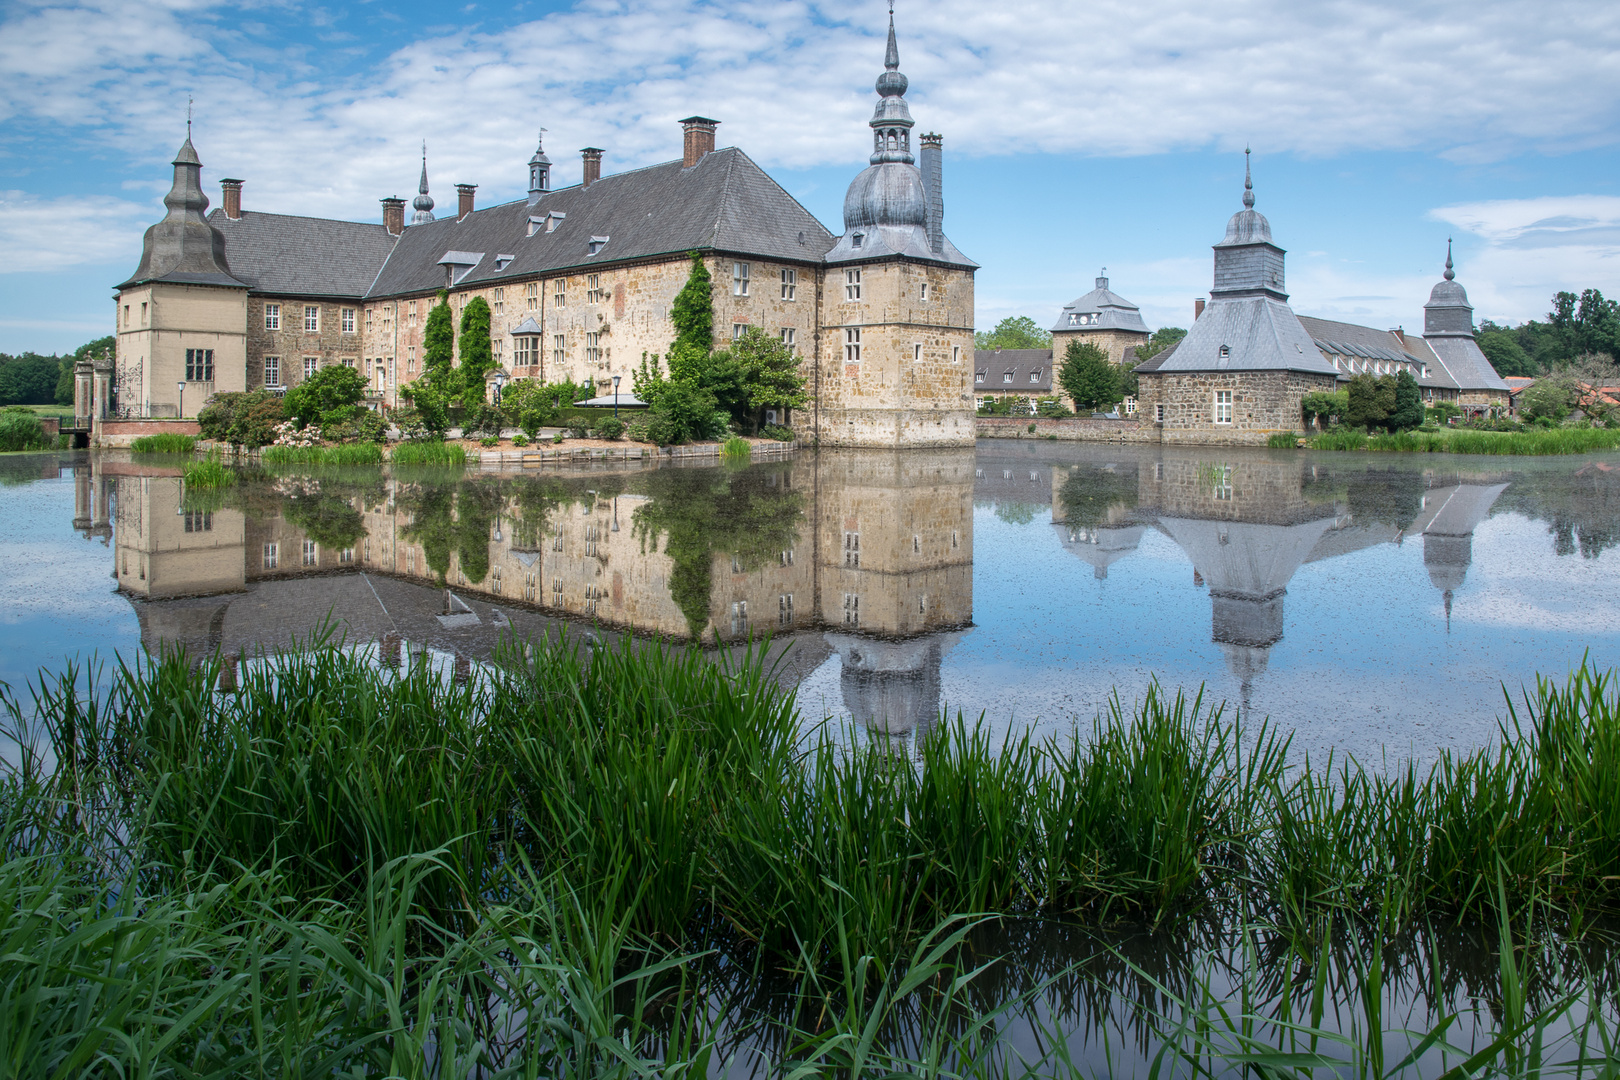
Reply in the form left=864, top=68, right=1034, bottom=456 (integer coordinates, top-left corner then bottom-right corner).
left=679, top=117, right=719, bottom=167
left=455, top=183, right=477, bottom=221
left=581, top=148, right=603, bottom=187
left=919, top=133, right=944, bottom=255
left=1194, top=297, right=1206, bottom=320
left=1391, top=326, right=1407, bottom=347
left=220, top=178, right=243, bottom=220
left=381, top=197, right=406, bottom=236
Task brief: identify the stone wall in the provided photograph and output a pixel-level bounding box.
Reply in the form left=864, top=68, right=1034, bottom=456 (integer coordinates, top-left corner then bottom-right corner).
left=94, top=418, right=202, bottom=448
left=1050, top=327, right=1148, bottom=366
left=246, top=295, right=365, bottom=393
left=116, top=282, right=247, bottom=416
left=1136, top=369, right=1334, bottom=445
left=976, top=416, right=1157, bottom=443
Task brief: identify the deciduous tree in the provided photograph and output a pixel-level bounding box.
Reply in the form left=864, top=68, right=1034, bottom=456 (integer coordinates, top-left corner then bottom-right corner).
left=1058, top=340, right=1119, bottom=412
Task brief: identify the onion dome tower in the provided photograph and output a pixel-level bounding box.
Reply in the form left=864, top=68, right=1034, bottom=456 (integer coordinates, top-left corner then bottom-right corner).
left=527, top=131, right=551, bottom=205
left=1424, top=239, right=1474, bottom=335
left=118, top=128, right=242, bottom=289
left=1421, top=240, right=1510, bottom=396
left=412, top=143, right=436, bottom=225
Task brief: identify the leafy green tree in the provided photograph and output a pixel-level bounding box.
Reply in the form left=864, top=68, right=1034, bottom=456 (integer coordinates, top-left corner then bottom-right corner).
left=422, top=290, right=455, bottom=382
left=0, top=352, right=62, bottom=405
left=1058, top=340, right=1119, bottom=412
left=284, top=363, right=368, bottom=429
left=1136, top=326, right=1187, bottom=362
left=1518, top=378, right=1573, bottom=422
left=1344, top=374, right=1396, bottom=430
left=1550, top=289, right=1620, bottom=361
left=712, top=328, right=807, bottom=431
left=1301, top=390, right=1348, bottom=425
left=648, top=381, right=721, bottom=445
left=1389, top=369, right=1424, bottom=431
left=456, top=296, right=495, bottom=401
left=974, top=316, right=1051, bottom=351
left=1477, top=325, right=1536, bottom=378
left=53, top=336, right=114, bottom=405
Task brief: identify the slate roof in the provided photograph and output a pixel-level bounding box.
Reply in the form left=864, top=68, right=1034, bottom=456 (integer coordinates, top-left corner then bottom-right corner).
left=208, top=210, right=397, bottom=298
left=1149, top=296, right=1335, bottom=376
left=1132, top=341, right=1178, bottom=372
left=1425, top=335, right=1510, bottom=393
left=1050, top=276, right=1150, bottom=334
left=974, top=349, right=1053, bottom=392
left=1296, top=315, right=1455, bottom=390
left=367, top=148, right=837, bottom=299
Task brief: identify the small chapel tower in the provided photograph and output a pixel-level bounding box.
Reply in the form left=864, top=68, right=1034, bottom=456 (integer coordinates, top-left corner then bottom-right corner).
left=813, top=6, right=978, bottom=448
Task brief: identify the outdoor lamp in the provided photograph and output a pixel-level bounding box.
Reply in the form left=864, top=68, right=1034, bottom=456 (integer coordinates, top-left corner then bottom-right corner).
left=613, top=374, right=621, bottom=418
left=177, top=381, right=185, bottom=419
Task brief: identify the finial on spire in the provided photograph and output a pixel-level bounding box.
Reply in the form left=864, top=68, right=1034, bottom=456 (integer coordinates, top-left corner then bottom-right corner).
left=885, top=0, right=899, bottom=71
left=1242, top=147, right=1254, bottom=210
left=187, top=96, right=193, bottom=138
left=1444, top=237, right=1455, bottom=281
left=412, top=142, right=435, bottom=223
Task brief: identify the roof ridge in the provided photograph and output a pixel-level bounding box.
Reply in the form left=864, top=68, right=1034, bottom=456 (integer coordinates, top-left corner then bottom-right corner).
left=210, top=207, right=388, bottom=231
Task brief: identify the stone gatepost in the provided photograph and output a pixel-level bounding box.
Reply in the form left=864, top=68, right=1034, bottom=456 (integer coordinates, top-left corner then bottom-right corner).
left=74, top=359, right=94, bottom=422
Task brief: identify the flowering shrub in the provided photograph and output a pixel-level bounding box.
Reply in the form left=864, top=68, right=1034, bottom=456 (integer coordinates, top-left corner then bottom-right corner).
left=271, top=420, right=323, bottom=448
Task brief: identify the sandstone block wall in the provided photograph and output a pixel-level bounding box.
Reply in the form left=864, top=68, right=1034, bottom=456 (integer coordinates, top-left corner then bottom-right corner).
left=1136, top=369, right=1334, bottom=445
left=247, top=295, right=365, bottom=393
left=1050, top=327, right=1148, bottom=365
left=116, top=283, right=247, bottom=416
left=976, top=417, right=1157, bottom=443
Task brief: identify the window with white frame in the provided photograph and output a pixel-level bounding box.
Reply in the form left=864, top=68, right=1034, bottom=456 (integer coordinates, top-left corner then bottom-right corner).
left=514, top=336, right=536, bottom=367
left=341, top=356, right=355, bottom=368
left=341, top=308, right=356, bottom=333
left=408, top=301, right=418, bottom=327
left=586, top=274, right=603, bottom=303
left=778, top=593, right=793, bottom=626
left=975, top=370, right=985, bottom=384
left=553, top=334, right=565, bottom=367
left=844, top=327, right=861, bottom=364
left=383, top=305, right=393, bottom=331
left=1003, top=370, right=1013, bottom=384
left=265, top=303, right=280, bottom=330
left=733, top=323, right=747, bottom=341
left=913, top=343, right=923, bottom=361
left=302, top=539, right=318, bottom=566
left=304, top=306, right=320, bottom=332
left=524, top=282, right=538, bottom=310
left=585, top=331, right=601, bottom=364
left=263, top=543, right=278, bottom=570
left=491, top=339, right=503, bottom=363
left=780, top=327, right=796, bottom=353
left=303, top=356, right=319, bottom=380
left=264, top=356, right=280, bottom=387
left=1030, top=369, right=1042, bottom=383
left=733, top=262, right=750, bottom=296
left=552, top=279, right=565, bottom=307
left=920, top=281, right=929, bottom=301
left=493, top=287, right=505, bottom=315
left=184, top=348, right=214, bottom=382
left=365, top=308, right=374, bottom=331
left=844, top=269, right=862, bottom=300
left=780, top=268, right=796, bottom=300
left=386, top=357, right=393, bottom=385
left=407, top=347, right=416, bottom=374
left=1213, top=389, right=1233, bottom=424
left=952, top=345, right=961, bottom=364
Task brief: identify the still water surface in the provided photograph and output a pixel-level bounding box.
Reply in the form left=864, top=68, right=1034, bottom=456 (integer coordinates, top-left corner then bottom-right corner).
left=3, top=441, right=1619, bottom=762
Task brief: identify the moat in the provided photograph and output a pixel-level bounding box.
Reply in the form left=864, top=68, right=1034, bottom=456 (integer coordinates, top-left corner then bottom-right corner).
left=5, top=439, right=1619, bottom=762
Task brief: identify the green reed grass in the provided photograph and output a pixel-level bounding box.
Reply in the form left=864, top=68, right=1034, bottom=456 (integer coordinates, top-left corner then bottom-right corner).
left=0, top=411, right=52, bottom=452
left=180, top=449, right=235, bottom=489
left=388, top=439, right=467, bottom=466
left=1267, top=432, right=1300, bottom=449
left=260, top=441, right=385, bottom=465
left=129, top=432, right=197, bottom=454
left=722, top=435, right=752, bottom=459
left=1311, top=426, right=1620, bottom=456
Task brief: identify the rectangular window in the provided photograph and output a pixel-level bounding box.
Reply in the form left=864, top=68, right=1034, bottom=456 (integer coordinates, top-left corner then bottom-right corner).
left=183, top=511, right=212, bottom=533
left=733, top=261, right=750, bottom=296
left=1214, top=390, right=1233, bottom=425
left=844, top=268, right=862, bottom=300
left=553, top=334, right=565, bottom=367
left=844, top=327, right=861, bottom=364
left=781, top=327, right=796, bottom=353
left=302, top=539, right=317, bottom=566
left=525, top=282, right=538, bottom=310
left=844, top=531, right=860, bottom=567
left=341, top=308, right=356, bottom=333
left=730, top=599, right=749, bottom=636
left=975, top=370, right=985, bottom=384
left=340, top=357, right=355, bottom=369
left=122, top=304, right=129, bottom=326
left=387, top=357, right=394, bottom=385
left=585, top=331, right=601, bottom=364
left=140, top=302, right=148, bottom=323
left=408, top=301, right=418, bottom=327
left=1155, top=403, right=1165, bottom=422
left=263, top=543, right=278, bottom=570
left=586, top=274, right=603, bottom=303
left=553, top=279, right=565, bottom=307
left=265, top=303, right=280, bottom=330
left=514, top=336, right=534, bottom=367
left=493, top=287, right=505, bottom=315
left=303, top=356, right=319, bottom=380
left=340, top=547, right=354, bottom=565
left=779, top=593, right=793, bottom=627
left=1003, top=370, right=1013, bottom=384
left=1030, top=369, right=1042, bottom=383
left=780, top=267, right=796, bottom=300
left=733, top=323, right=747, bottom=341
left=913, top=343, right=923, bottom=361
left=264, top=356, right=280, bottom=386
left=304, top=305, right=320, bottom=332
left=952, top=345, right=961, bottom=364
left=920, top=281, right=929, bottom=300
left=184, top=348, right=215, bottom=382
left=407, top=347, right=416, bottom=374
left=843, top=593, right=859, bottom=626
left=365, top=308, right=374, bottom=331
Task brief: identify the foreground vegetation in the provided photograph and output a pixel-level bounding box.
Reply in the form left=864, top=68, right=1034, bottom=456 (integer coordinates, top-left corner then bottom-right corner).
left=0, top=408, right=54, bottom=451
left=1309, top=425, right=1620, bottom=456
left=3, top=638, right=1619, bottom=1073
left=129, top=432, right=197, bottom=454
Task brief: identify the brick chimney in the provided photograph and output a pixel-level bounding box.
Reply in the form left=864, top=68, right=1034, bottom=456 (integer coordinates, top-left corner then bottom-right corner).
left=220, top=179, right=243, bottom=220
left=581, top=148, right=604, bottom=187
left=679, top=117, right=719, bottom=167
left=1391, top=326, right=1407, bottom=347
left=455, top=183, right=477, bottom=221
left=381, top=197, right=406, bottom=236
left=1194, top=298, right=1206, bottom=320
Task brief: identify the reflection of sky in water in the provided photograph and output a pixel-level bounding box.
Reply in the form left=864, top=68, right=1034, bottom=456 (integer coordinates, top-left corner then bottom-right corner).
left=803, top=489, right=1620, bottom=768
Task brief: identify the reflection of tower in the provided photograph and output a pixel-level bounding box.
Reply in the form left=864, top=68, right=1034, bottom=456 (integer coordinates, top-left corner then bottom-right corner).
left=1410, top=482, right=1509, bottom=626
left=1051, top=523, right=1144, bottom=579
left=113, top=475, right=246, bottom=599
left=826, top=632, right=963, bottom=742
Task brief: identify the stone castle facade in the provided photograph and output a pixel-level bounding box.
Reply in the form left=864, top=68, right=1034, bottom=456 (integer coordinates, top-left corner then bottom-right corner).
left=108, top=13, right=976, bottom=449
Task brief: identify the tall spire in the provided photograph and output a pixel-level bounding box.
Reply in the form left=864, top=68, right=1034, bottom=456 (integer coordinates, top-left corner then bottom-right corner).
left=1242, top=146, right=1254, bottom=209
left=412, top=141, right=435, bottom=225
left=1444, top=237, right=1455, bottom=280
left=528, top=129, right=552, bottom=203
left=868, top=0, right=914, bottom=165
left=885, top=0, right=899, bottom=71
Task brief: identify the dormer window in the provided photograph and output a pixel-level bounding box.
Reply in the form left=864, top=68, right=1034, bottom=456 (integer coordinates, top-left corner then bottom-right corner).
left=495, top=254, right=514, bottom=271
left=975, top=370, right=985, bottom=384
left=1029, top=369, right=1042, bottom=384
left=527, top=217, right=543, bottom=237
left=1002, top=370, right=1013, bottom=384
left=545, top=211, right=566, bottom=233
left=851, top=232, right=864, bottom=250
left=1068, top=313, right=1080, bottom=326
left=588, top=235, right=609, bottom=255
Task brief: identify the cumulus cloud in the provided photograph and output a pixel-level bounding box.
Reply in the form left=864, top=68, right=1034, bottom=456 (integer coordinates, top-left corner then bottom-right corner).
left=1431, top=195, right=1620, bottom=324
left=0, top=190, right=152, bottom=273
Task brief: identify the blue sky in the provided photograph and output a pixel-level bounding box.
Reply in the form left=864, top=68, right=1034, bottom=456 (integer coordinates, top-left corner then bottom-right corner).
left=4, top=0, right=1620, bottom=354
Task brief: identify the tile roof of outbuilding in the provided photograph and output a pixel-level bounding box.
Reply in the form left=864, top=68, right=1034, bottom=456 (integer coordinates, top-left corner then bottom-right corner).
left=1425, top=335, right=1510, bottom=393
left=366, top=148, right=837, bottom=299
left=207, top=210, right=397, bottom=298
left=974, top=349, right=1053, bottom=392
left=1296, top=315, right=1456, bottom=389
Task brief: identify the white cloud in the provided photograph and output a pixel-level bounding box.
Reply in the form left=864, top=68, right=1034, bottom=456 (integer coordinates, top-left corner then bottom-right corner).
left=1431, top=195, right=1620, bottom=324
left=0, top=190, right=152, bottom=273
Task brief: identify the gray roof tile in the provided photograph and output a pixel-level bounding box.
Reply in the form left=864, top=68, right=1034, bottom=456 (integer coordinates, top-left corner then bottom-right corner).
left=1151, top=296, right=1335, bottom=375
left=208, top=210, right=396, bottom=298
left=974, top=348, right=1053, bottom=392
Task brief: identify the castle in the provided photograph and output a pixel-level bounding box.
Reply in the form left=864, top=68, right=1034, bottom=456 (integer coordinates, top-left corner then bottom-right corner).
left=108, top=12, right=977, bottom=449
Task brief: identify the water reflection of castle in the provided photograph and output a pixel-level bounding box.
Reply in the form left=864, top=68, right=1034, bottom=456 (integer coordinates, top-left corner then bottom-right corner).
left=978, top=445, right=1511, bottom=705
left=87, top=450, right=974, bottom=738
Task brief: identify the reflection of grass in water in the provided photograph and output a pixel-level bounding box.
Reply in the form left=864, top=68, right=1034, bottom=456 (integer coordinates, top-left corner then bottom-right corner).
left=1057, top=463, right=1138, bottom=529
left=7, top=643, right=1620, bottom=1075
left=1313, top=426, right=1620, bottom=455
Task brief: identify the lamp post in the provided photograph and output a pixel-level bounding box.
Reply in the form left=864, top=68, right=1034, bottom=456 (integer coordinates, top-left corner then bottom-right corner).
left=613, top=374, right=621, bottom=418
left=177, top=381, right=185, bottom=420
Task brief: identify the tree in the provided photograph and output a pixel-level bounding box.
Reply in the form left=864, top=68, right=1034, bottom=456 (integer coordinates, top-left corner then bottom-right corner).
left=1477, top=325, right=1536, bottom=378
left=422, top=290, right=455, bottom=382
left=1518, top=378, right=1573, bottom=422
left=54, top=335, right=114, bottom=405
left=712, top=328, right=808, bottom=431
left=1058, top=340, right=1119, bottom=412
left=1301, top=390, right=1348, bottom=425
left=456, top=296, right=495, bottom=401
left=670, top=252, right=714, bottom=359
left=974, top=316, right=1050, bottom=351
left=1389, top=369, right=1424, bottom=431
left=1344, top=374, right=1396, bottom=430
left=0, top=353, right=61, bottom=405
left=284, top=364, right=368, bottom=428
left=1136, top=326, right=1187, bottom=362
